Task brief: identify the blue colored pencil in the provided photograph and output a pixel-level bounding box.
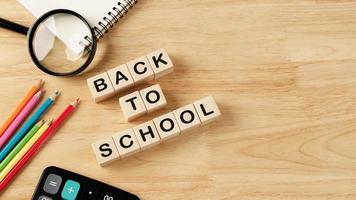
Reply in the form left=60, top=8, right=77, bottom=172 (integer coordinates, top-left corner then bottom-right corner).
left=0, top=91, right=59, bottom=162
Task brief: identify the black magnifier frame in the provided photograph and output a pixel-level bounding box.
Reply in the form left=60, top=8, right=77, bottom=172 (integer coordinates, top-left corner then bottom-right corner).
left=28, top=9, right=97, bottom=76
left=0, top=9, right=97, bottom=77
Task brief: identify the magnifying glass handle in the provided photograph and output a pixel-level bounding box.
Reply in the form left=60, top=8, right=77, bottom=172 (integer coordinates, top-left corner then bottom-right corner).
left=0, top=18, right=29, bottom=35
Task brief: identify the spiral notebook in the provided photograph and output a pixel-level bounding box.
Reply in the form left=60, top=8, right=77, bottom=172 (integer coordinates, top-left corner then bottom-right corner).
left=17, top=0, right=137, bottom=38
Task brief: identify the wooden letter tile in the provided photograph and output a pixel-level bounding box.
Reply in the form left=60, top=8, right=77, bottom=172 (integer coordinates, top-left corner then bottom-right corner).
left=87, top=72, right=115, bottom=103
left=107, top=64, right=134, bottom=94
left=193, top=96, right=221, bottom=126
left=112, top=129, right=141, bottom=158
left=173, top=104, right=201, bottom=134
left=92, top=137, right=120, bottom=166
left=153, top=112, right=181, bottom=141
left=133, top=120, right=161, bottom=150
left=119, top=91, right=147, bottom=122
left=126, top=55, right=154, bottom=85
left=146, top=48, right=174, bottom=79
left=140, top=84, right=167, bottom=113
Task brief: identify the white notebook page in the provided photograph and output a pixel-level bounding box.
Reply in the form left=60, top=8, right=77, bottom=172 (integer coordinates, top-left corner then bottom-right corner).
left=17, top=0, right=134, bottom=59
left=17, top=0, right=127, bottom=29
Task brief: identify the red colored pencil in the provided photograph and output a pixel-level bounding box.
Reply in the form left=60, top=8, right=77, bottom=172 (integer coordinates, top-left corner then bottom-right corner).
left=0, top=98, right=80, bottom=191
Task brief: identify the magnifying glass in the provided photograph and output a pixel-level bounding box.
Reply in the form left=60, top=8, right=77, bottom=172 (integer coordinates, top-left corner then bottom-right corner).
left=0, top=9, right=97, bottom=76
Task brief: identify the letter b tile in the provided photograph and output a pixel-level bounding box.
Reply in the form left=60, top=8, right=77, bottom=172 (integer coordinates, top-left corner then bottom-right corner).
left=87, top=72, right=115, bottom=103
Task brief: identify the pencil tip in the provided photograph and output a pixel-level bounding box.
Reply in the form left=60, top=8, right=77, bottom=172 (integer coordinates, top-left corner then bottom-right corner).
left=39, top=79, right=45, bottom=88
left=35, top=90, right=44, bottom=96
left=37, top=120, right=44, bottom=126
left=46, top=119, right=53, bottom=125
left=36, top=79, right=45, bottom=89
left=49, top=90, right=60, bottom=101
left=71, top=98, right=80, bottom=107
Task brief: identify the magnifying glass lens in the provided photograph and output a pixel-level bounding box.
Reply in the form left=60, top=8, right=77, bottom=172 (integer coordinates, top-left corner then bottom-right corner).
left=31, top=13, right=94, bottom=74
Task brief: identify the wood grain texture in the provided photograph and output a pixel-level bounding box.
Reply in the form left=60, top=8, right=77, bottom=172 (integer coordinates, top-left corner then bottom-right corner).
left=1, top=0, right=356, bottom=199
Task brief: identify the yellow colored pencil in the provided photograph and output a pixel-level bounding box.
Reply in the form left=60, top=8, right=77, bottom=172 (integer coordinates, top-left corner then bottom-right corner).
left=0, top=120, right=52, bottom=181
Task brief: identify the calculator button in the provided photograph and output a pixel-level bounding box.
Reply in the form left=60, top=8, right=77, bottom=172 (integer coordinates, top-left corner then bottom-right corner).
left=38, top=195, right=53, bottom=200
left=43, top=174, right=62, bottom=194
left=61, top=180, right=80, bottom=200
left=101, top=192, right=118, bottom=200
left=83, top=186, right=98, bottom=200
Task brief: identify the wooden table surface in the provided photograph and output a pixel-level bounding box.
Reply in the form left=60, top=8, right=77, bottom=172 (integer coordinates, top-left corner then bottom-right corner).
left=1, top=0, right=356, bottom=199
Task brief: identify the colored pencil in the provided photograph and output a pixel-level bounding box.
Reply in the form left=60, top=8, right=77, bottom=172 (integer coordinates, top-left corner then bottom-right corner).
left=0, top=120, right=44, bottom=172
left=0, top=90, right=43, bottom=149
left=0, top=120, right=52, bottom=181
left=0, top=91, right=60, bottom=162
left=0, top=99, right=80, bottom=191
left=0, top=80, right=44, bottom=137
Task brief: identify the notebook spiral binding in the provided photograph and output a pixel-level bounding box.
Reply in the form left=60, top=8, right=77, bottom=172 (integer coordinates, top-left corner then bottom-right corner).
left=94, top=0, right=137, bottom=38
left=79, top=0, right=137, bottom=51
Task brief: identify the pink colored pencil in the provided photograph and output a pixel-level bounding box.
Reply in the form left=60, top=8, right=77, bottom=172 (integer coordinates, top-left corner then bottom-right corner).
left=0, top=90, right=43, bottom=149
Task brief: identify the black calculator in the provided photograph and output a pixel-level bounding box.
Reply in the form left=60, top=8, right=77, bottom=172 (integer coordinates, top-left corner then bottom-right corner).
left=32, top=166, right=140, bottom=200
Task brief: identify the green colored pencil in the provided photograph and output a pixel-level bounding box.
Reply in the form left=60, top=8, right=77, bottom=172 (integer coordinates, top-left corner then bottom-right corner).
left=0, top=120, right=44, bottom=172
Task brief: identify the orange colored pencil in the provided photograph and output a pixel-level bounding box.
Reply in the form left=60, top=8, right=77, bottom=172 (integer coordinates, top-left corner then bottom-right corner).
left=0, top=80, right=44, bottom=137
